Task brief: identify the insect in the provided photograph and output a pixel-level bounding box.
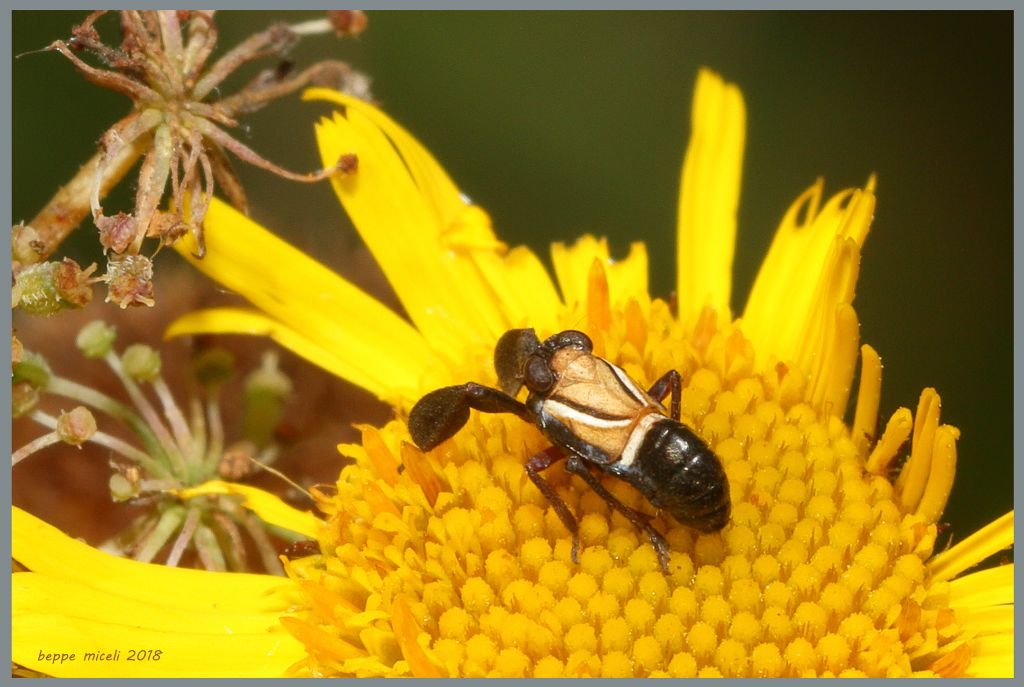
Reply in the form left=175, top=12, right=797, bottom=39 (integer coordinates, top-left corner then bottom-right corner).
left=408, top=328, right=730, bottom=573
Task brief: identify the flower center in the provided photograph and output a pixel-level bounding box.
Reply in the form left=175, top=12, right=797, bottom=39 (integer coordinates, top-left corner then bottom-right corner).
left=286, top=297, right=950, bottom=677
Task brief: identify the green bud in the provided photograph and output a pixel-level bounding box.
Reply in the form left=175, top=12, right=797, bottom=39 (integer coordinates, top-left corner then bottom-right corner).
left=12, top=351, right=51, bottom=389
left=245, top=351, right=293, bottom=398
left=122, top=344, right=162, bottom=381
left=56, top=406, right=97, bottom=446
left=243, top=352, right=292, bottom=447
left=109, top=473, right=138, bottom=502
left=76, top=320, right=118, bottom=358
left=14, top=262, right=62, bottom=315
left=13, top=259, right=95, bottom=314
left=192, top=347, right=235, bottom=388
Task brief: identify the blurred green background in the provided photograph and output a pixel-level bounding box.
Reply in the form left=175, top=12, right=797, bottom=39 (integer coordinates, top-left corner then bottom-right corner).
left=13, top=11, right=1012, bottom=541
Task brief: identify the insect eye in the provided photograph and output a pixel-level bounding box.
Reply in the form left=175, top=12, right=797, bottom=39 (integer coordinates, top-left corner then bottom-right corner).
left=524, top=356, right=555, bottom=393
left=552, top=330, right=592, bottom=352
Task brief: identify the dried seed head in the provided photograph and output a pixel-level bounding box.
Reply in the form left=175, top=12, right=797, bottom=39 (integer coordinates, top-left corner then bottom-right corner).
left=56, top=406, right=98, bottom=446
left=146, top=211, right=188, bottom=247
left=339, top=152, right=359, bottom=174
left=12, top=223, right=45, bottom=267
left=54, top=258, right=97, bottom=308
left=12, top=332, right=24, bottom=367
left=96, top=212, right=138, bottom=254
left=75, top=320, right=118, bottom=359
left=104, top=254, right=155, bottom=308
left=219, top=441, right=256, bottom=480
left=122, top=343, right=162, bottom=381
left=327, top=10, right=368, bottom=37
left=30, top=9, right=372, bottom=290
left=12, top=382, right=40, bottom=419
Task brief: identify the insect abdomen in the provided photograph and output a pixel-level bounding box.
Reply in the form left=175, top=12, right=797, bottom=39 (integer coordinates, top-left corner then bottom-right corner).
left=623, top=419, right=730, bottom=532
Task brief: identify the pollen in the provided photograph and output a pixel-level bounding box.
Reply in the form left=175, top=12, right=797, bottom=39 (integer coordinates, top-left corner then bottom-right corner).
left=285, top=292, right=978, bottom=677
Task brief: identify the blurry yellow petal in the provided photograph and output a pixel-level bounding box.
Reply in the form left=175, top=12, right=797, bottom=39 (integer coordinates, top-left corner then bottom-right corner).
left=175, top=480, right=322, bottom=538
left=14, top=579, right=303, bottom=677
left=950, top=564, right=1014, bottom=608
left=475, top=246, right=562, bottom=334
left=551, top=235, right=648, bottom=314
left=676, top=68, right=745, bottom=329
left=172, top=200, right=440, bottom=405
left=743, top=181, right=875, bottom=383
left=167, top=307, right=426, bottom=406
left=12, top=507, right=302, bottom=677
left=311, top=98, right=509, bottom=351
left=928, top=511, right=1014, bottom=582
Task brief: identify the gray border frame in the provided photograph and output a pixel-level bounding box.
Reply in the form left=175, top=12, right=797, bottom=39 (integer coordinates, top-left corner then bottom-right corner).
left=4, top=3, right=1019, bottom=684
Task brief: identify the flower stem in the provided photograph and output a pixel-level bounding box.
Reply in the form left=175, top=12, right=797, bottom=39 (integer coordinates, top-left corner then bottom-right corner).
left=27, top=409, right=170, bottom=478
left=153, top=376, right=196, bottom=460
left=193, top=522, right=227, bottom=571
left=105, top=351, right=188, bottom=477
left=11, top=431, right=60, bottom=466
left=238, top=508, right=284, bottom=575
left=204, top=395, right=225, bottom=472
left=46, top=375, right=167, bottom=464
left=133, top=506, right=185, bottom=563
left=165, top=507, right=201, bottom=567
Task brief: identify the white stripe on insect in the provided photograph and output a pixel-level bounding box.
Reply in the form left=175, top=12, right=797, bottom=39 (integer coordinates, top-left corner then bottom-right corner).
left=605, top=361, right=650, bottom=404
left=543, top=400, right=634, bottom=429
left=618, top=413, right=666, bottom=468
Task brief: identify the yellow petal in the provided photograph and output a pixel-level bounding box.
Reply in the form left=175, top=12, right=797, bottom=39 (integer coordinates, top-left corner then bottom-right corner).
left=310, top=94, right=510, bottom=352
left=307, top=88, right=570, bottom=348
left=174, top=480, right=322, bottom=538
left=12, top=507, right=302, bottom=677
left=851, top=344, right=882, bottom=454
left=928, top=511, right=1014, bottom=582
left=476, top=246, right=562, bottom=334
left=676, top=68, right=745, bottom=329
left=551, top=235, right=648, bottom=314
left=172, top=200, right=441, bottom=405
left=304, top=88, right=467, bottom=226
left=167, top=307, right=428, bottom=406
left=866, top=407, right=913, bottom=476
left=898, top=388, right=941, bottom=510
left=949, top=564, right=1014, bottom=608
left=743, top=180, right=875, bottom=383
left=915, top=424, right=959, bottom=523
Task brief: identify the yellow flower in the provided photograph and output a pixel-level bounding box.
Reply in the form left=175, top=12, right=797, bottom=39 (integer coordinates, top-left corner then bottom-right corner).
left=12, top=69, right=1012, bottom=677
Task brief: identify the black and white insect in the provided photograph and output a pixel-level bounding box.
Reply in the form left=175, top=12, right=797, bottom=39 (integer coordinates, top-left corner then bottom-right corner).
left=407, top=328, right=730, bottom=572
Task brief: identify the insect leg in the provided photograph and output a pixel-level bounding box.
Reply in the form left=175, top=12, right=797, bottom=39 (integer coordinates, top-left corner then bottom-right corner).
left=409, top=382, right=529, bottom=451
left=563, top=454, right=672, bottom=573
left=647, top=370, right=682, bottom=421
left=525, top=446, right=583, bottom=563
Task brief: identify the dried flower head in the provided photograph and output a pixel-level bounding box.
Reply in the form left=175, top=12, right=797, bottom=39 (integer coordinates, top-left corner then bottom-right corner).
left=23, top=10, right=370, bottom=306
